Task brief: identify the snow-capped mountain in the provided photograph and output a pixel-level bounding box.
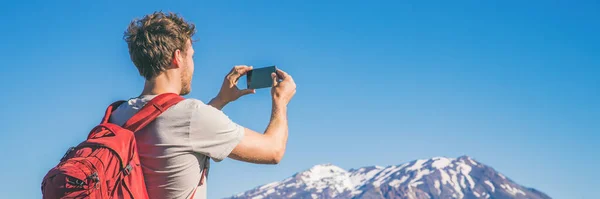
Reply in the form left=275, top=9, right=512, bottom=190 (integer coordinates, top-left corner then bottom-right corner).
left=226, top=156, right=551, bottom=199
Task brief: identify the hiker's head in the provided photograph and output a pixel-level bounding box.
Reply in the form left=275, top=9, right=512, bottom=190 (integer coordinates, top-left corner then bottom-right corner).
left=124, top=11, right=196, bottom=95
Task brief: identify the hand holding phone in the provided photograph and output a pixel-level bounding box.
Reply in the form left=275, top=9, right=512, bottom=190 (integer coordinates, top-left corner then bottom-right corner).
left=270, top=68, right=296, bottom=105
left=212, top=65, right=256, bottom=108
left=247, top=66, right=279, bottom=89
left=245, top=65, right=295, bottom=104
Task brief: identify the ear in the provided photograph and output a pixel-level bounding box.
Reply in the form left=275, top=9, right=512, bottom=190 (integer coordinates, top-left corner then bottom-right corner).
left=171, top=49, right=182, bottom=69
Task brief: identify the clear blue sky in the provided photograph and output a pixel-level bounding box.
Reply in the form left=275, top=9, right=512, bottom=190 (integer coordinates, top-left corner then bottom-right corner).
left=0, top=0, right=598, bottom=198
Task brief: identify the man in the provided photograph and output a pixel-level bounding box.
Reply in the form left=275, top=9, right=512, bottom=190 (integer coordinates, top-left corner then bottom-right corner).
left=109, top=11, right=296, bottom=199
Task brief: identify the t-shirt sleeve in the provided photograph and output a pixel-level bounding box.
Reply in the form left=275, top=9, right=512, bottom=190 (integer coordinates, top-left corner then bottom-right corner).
left=188, top=100, right=244, bottom=162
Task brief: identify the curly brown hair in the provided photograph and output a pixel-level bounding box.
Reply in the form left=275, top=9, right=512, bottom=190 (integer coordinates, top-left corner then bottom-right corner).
left=124, top=11, right=196, bottom=80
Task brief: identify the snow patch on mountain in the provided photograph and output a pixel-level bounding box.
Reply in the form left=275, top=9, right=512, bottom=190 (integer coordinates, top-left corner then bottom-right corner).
left=485, top=180, right=495, bottom=192
left=410, top=169, right=432, bottom=185
left=371, top=164, right=405, bottom=187
left=411, top=181, right=424, bottom=187
left=389, top=175, right=409, bottom=188
left=498, top=173, right=507, bottom=179
left=460, top=175, right=467, bottom=189
left=468, top=157, right=478, bottom=166
left=349, top=166, right=382, bottom=189
left=298, top=164, right=354, bottom=194
left=434, top=180, right=441, bottom=194
left=457, top=163, right=475, bottom=189
left=406, top=159, right=428, bottom=171
left=439, top=169, right=451, bottom=185
left=501, top=183, right=527, bottom=196
left=432, top=157, right=453, bottom=169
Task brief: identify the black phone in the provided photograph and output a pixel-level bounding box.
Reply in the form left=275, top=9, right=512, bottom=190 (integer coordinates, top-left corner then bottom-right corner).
left=247, top=65, right=278, bottom=89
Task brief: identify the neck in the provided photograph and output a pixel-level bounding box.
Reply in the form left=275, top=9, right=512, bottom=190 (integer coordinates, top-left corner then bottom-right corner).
left=140, top=73, right=182, bottom=96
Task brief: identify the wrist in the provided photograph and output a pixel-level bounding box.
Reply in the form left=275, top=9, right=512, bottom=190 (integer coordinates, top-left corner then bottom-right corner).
left=272, top=100, right=288, bottom=110
left=271, top=102, right=287, bottom=118
left=209, top=95, right=230, bottom=110
left=215, top=94, right=231, bottom=104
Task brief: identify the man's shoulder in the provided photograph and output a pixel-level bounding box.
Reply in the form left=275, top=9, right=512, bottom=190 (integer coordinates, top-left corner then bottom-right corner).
left=115, top=96, right=204, bottom=110
left=174, top=97, right=205, bottom=109
left=165, top=97, right=228, bottom=119
left=110, top=96, right=207, bottom=123
left=176, top=98, right=226, bottom=116
left=160, top=97, right=210, bottom=117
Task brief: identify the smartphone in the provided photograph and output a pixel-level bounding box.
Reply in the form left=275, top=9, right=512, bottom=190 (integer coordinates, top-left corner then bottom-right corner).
left=247, top=65, right=278, bottom=89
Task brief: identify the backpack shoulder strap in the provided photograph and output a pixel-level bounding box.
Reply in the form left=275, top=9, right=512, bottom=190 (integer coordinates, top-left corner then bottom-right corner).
left=121, top=92, right=185, bottom=132
left=101, top=100, right=127, bottom=124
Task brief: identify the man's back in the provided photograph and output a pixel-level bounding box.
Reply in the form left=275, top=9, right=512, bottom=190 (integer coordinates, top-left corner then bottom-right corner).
left=109, top=95, right=244, bottom=199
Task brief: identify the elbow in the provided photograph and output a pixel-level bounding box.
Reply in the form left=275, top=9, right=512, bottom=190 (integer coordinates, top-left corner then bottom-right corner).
left=269, top=147, right=285, bottom=164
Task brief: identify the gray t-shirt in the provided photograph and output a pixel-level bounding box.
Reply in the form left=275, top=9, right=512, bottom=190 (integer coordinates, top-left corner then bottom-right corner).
left=109, top=95, right=244, bottom=199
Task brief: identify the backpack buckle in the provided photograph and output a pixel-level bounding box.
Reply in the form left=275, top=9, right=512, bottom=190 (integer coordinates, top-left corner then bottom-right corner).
left=87, top=172, right=100, bottom=189
left=123, top=164, right=133, bottom=176
left=88, top=172, right=99, bottom=182
left=66, top=176, right=85, bottom=187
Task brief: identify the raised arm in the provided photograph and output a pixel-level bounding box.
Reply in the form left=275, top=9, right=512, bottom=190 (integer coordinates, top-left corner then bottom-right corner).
left=228, top=104, right=288, bottom=164
left=228, top=69, right=296, bottom=164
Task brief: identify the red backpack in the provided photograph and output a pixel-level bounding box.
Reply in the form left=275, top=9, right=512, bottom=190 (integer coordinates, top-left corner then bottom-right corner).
left=41, top=93, right=184, bottom=199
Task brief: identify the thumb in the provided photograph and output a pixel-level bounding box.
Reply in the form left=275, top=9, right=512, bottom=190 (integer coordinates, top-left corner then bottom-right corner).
left=240, top=89, right=256, bottom=96
left=271, top=72, right=278, bottom=87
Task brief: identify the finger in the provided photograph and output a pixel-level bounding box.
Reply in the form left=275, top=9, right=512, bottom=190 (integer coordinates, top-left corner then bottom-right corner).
left=275, top=69, right=290, bottom=80
left=228, top=65, right=251, bottom=80
left=236, top=65, right=253, bottom=75
left=271, top=72, right=279, bottom=87
left=234, top=65, right=253, bottom=82
left=227, top=65, right=243, bottom=76
left=276, top=69, right=293, bottom=83
left=240, top=89, right=256, bottom=96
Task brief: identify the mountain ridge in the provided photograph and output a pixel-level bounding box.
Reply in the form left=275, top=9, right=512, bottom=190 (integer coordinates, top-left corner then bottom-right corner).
left=226, top=155, right=551, bottom=199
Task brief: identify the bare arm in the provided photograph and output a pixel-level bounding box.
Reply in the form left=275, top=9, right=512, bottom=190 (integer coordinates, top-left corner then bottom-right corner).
left=228, top=69, right=296, bottom=164
left=228, top=104, right=288, bottom=164
left=208, top=96, right=228, bottom=110
left=209, top=65, right=255, bottom=110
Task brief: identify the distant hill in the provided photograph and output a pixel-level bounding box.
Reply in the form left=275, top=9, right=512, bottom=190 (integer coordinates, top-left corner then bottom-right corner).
left=226, top=156, right=551, bottom=199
